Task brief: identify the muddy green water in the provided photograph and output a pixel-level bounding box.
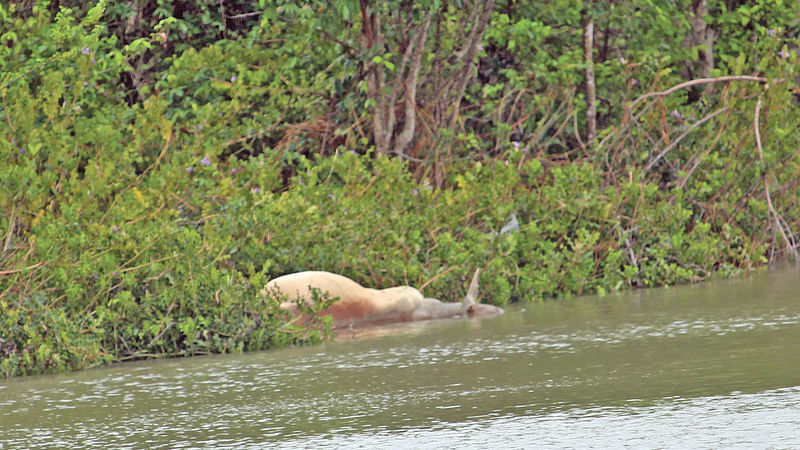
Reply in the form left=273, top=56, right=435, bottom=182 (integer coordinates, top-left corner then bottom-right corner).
left=2, top=267, right=800, bottom=448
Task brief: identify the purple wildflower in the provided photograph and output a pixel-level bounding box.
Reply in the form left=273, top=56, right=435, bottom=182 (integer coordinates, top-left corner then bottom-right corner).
left=779, top=49, right=789, bottom=58
left=253, top=187, right=261, bottom=193
left=619, top=57, right=626, bottom=64
left=19, top=148, right=25, bottom=154
left=82, top=47, right=91, bottom=54
left=328, top=194, right=335, bottom=200
left=230, top=168, right=238, bottom=174
left=512, top=141, right=520, bottom=149
left=186, top=167, right=195, bottom=173
left=231, top=75, right=238, bottom=82
left=670, top=110, right=681, bottom=119
left=411, top=188, right=419, bottom=196
left=201, top=155, right=211, bottom=166
left=522, top=147, right=529, bottom=153
left=768, top=29, right=775, bottom=36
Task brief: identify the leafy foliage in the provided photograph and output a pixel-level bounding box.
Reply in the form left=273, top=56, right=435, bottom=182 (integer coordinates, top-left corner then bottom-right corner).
left=1, top=0, right=799, bottom=376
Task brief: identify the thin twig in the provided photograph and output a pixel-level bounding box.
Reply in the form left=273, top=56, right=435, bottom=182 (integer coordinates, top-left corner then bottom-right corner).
left=678, top=109, right=729, bottom=188
left=754, top=95, right=799, bottom=262
left=0, top=262, right=45, bottom=276
left=419, top=265, right=457, bottom=291
left=599, top=75, right=768, bottom=153
left=3, top=204, right=15, bottom=255
left=644, top=106, right=728, bottom=170
left=573, top=110, right=586, bottom=152
left=582, top=10, right=596, bottom=144
left=631, top=75, right=767, bottom=108
left=228, top=11, right=262, bottom=20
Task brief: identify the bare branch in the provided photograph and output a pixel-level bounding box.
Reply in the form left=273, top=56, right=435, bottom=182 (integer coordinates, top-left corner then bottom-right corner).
left=644, top=106, right=727, bottom=170
left=631, top=76, right=766, bottom=108
left=448, top=0, right=496, bottom=129
left=0, top=262, right=45, bottom=276
left=228, top=11, right=263, bottom=20
left=598, top=75, right=767, bottom=153
left=394, top=11, right=432, bottom=155
left=453, top=1, right=483, bottom=61
left=754, top=96, right=799, bottom=262
left=582, top=9, right=596, bottom=144
left=678, top=108, right=730, bottom=188
left=386, top=12, right=424, bottom=150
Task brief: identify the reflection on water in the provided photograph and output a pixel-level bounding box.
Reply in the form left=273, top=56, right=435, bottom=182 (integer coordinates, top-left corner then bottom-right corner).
left=1, top=267, right=799, bottom=448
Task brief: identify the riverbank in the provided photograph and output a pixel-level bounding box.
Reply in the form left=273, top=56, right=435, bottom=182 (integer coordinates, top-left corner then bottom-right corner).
left=2, top=1, right=799, bottom=377
left=1, top=148, right=790, bottom=377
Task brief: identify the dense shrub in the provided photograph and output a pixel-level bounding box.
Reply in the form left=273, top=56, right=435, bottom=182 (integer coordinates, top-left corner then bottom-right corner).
left=1, top=1, right=798, bottom=376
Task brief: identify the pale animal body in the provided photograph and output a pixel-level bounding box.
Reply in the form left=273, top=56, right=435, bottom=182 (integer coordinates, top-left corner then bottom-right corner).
left=265, top=270, right=503, bottom=329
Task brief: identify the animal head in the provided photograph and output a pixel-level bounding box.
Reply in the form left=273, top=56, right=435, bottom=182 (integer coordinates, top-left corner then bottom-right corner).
left=460, top=268, right=504, bottom=317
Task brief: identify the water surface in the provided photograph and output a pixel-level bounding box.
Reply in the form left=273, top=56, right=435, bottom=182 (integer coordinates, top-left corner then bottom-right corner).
left=2, top=267, right=799, bottom=448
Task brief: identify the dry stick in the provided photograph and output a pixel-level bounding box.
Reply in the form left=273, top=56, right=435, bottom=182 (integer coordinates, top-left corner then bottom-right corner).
left=0, top=262, right=45, bottom=276
left=228, top=11, right=263, bottom=20
left=573, top=110, right=587, bottom=152
left=599, top=75, right=768, bottom=153
left=2, top=91, right=17, bottom=133
left=418, top=265, right=457, bottom=292
left=631, top=75, right=767, bottom=108
left=679, top=91, right=760, bottom=189
left=139, top=128, right=173, bottom=180
left=352, top=110, right=367, bottom=140
left=509, top=88, right=527, bottom=127
left=753, top=96, right=800, bottom=262
left=644, top=106, right=728, bottom=170
left=582, top=10, right=597, bottom=144
left=678, top=110, right=729, bottom=189
left=3, top=204, right=15, bottom=255
left=321, top=147, right=340, bottom=185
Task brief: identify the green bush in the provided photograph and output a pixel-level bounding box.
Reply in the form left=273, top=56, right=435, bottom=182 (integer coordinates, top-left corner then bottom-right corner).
left=1, top=1, right=798, bottom=377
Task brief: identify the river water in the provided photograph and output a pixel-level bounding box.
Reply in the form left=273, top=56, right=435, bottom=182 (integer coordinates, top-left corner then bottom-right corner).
left=2, top=267, right=799, bottom=448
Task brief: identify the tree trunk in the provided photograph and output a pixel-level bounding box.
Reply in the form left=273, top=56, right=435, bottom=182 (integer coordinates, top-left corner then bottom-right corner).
left=683, top=0, right=716, bottom=100
left=689, top=0, right=715, bottom=78
left=394, top=11, right=432, bottom=156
